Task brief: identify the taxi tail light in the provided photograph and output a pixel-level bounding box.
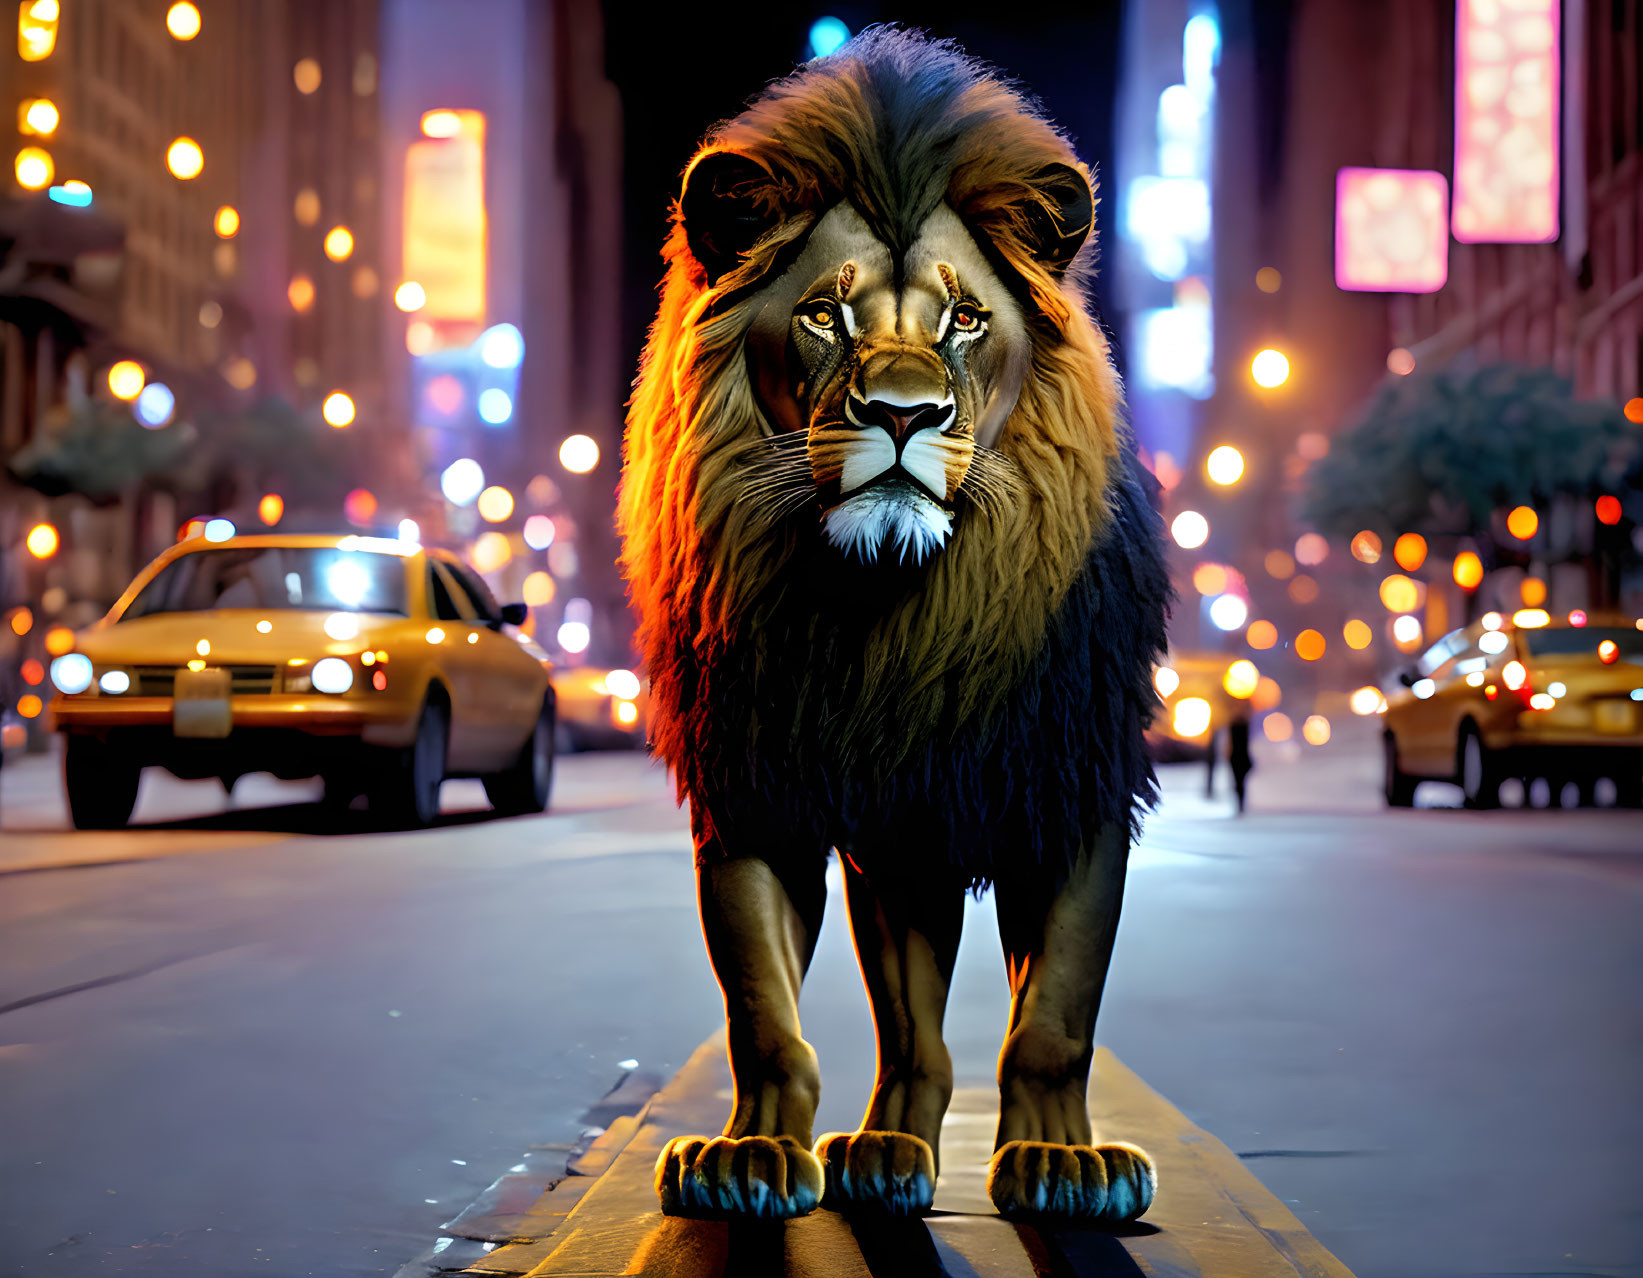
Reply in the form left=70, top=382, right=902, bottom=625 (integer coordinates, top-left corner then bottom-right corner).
left=372, top=668, right=387, bottom=692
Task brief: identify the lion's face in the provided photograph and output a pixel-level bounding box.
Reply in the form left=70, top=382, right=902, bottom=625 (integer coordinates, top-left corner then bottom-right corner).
left=742, top=204, right=1031, bottom=564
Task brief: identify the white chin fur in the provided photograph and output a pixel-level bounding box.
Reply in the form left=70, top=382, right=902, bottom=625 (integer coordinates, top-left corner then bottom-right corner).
left=823, top=488, right=953, bottom=564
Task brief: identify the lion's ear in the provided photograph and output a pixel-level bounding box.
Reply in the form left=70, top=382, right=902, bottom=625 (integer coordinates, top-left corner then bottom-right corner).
left=680, top=150, right=779, bottom=285
left=1018, top=162, right=1095, bottom=276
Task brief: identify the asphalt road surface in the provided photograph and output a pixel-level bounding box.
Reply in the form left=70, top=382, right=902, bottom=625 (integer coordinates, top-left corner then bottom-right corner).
left=1, top=730, right=1639, bottom=1277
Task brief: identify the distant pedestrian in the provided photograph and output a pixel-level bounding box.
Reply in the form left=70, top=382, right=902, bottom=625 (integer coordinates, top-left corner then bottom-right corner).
left=1204, top=725, right=1218, bottom=797
left=1228, top=712, right=1252, bottom=814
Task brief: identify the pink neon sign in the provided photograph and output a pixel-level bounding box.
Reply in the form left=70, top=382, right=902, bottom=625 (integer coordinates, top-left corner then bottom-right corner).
left=1334, top=167, right=1449, bottom=293
left=1452, top=0, right=1559, bottom=243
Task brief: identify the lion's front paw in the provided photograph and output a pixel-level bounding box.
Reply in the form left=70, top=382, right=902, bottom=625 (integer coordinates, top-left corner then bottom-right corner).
left=987, top=1140, right=1155, bottom=1223
left=654, top=1134, right=823, bottom=1220
left=814, top=1130, right=936, bottom=1216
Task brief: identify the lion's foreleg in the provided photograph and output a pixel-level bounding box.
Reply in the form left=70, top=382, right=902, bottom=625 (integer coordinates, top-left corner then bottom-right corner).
left=986, top=826, right=1156, bottom=1223
left=656, top=850, right=828, bottom=1220
left=814, top=861, right=965, bottom=1215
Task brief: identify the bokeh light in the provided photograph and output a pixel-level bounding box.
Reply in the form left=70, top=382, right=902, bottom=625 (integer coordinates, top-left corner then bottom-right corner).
left=1392, top=533, right=1427, bottom=571
left=1209, top=594, right=1248, bottom=631
left=559, top=435, right=600, bottom=474
left=17, top=695, right=43, bottom=719
left=1250, top=348, right=1290, bottom=388
left=134, top=382, right=174, bottom=427
left=1379, top=574, right=1420, bottom=613
left=293, top=58, right=321, bottom=94
left=1392, top=614, right=1424, bottom=645
left=8, top=607, right=33, bottom=636
left=1172, top=697, right=1212, bottom=738
left=1520, top=576, right=1547, bottom=606
left=1223, top=659, right=1259, bottom=700
left=343, top=488, right=377, bottom=525
left=523, top=572, right=556, bottom=607
left=441, top=458, right=484, bottom=506
left=44, top=626, right=75, bottom=656
left=1252, top=677, right=1282, bottom=712
left=107, top=360, right=145, bottom=400
left=479, top=323, right=524, bottom=369
left=1343, top=619, right=1373, bottom=650
left=322, top=391, right=355, bottom=427
left=26, top=523, right=59, bottom=559
left=15, top=146, right=53, bottom=189
left=1294, top=533, right=1329, bottom=566
left=1452, top=551, right=1483, bottom=590
left=477, top=485, right=514, bottom=523
left=323, top=225, right=354, bottom=261
left=1170, top=510, right=1209, bottom=549
left=204, top=518, right=235, bottom=542
left=1595, top=495, right=1622, bottom=525
left=1247, top=620, right=1278, bottom=650
left=1624, top=398, right=1643, bottom=425
left=288, top=274, right=315, bottom=312
left=1350, top=530, right=1382, bottom=564
left=1153, top=666, right=1180, bottom=698
left=166, top=2, right=201, bottom=39
left=1302, top=715, right=1331, bottom=746
left=1294, top=629, right=1326, bottom=661
left=523, top=515, right=556, bottom=550
left=478, top=388, right=513, bottom=424
left=1264, top=549, right=1295, bottom=579
left=471, top=531, right=512, bottom=574
left=1506, top=506, right=1538, bottom=540
left=1350, top=686, right=1384, bottom=716
left=1255, top=266, right=1281, bottom=293
left=557, top=621, right=591, bottom=654
left=258, top=493, right=284, bottom=526
left=1387, top=347, right=1416, bottom=375
left=808, top=16, right=851, bottom=57
left=1287, top=574, right=1318, bottom=604
left=166, top=137, right=203, bottom=179
left=394, top=281, right=426, bottom=312
left=21, top=658, right=44, bottom=685
left=1205, top=445, right=1244, bottom=486
left=1263, top=712, right=1293, bottom=743
left=213, top=204, right=239, bottom=237
left=21, top=98, right=58, bottom=135
left=1192, top=563, right=1228, bottom=595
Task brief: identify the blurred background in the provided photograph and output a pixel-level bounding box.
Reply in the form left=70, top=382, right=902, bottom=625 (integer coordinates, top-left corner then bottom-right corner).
left=1, top=0, right=1639, bottom=759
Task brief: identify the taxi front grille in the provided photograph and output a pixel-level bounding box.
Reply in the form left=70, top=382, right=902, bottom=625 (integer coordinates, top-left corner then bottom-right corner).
left=130, top=665, right=278, bottom=696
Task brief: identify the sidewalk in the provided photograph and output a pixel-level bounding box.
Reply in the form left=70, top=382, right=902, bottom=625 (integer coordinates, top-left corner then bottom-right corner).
left=405, top=1031, right=1356, bottom=1278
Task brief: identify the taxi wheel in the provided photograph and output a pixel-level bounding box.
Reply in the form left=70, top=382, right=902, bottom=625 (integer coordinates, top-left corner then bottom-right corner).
left=375, top=701, right=447, bottom=828
left=1383, top=734, right=1416, bottom=808
left=64, top=734, right=141, bottom=830
left=1458, top=724, right=1499, bottom=810
left=484, top=701, right=556, bottom=816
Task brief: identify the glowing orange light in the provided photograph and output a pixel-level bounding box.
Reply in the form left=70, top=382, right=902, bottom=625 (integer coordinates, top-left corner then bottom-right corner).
left=1191, top=563, right=1228, bottom=596
left=471, top=531, right=511, bottom=574
left=258, top=493, right=284, bottom=526
left=1263, top=712, right=1293, bottom=743
left=165, top=2, right=200, bottom=39
left=1302, top=715, right=1331, bottom=746
left=1599, top=639, right=1619, bottom=665
left=1350, top=530, right=1382, bottom=564
left=18, top=97, right=57, bottom=135
left=214, top=205, right=239, bottom=238
left=1380, top=574, right=1420, bottom=613
left=343, top=488, right=377, bottom=525
left=1251, top=677, right=1282, bottom=712
left=1595, top=495, right=1622, bottom=526
left=1255, top=267, right=1281, bottom=293
left=522, top=571, right=555, bottom=607
left=323, top=225, right=354, bottom=261
left=107, top=360, right=145, bottom=399
left=1295, top=629, right=1326, bottom=662
left=1343, top=619, right=1374, bottom=650
left=1251, top=348, right=1290, bottom=388
left=293, top=58, right=321, bottom=94
left=614, top=699, right=639, bottom=726
left=44, top=626, right=74, bottom=656
left=477, top=486, right=515, bottom=523
left=427, top=374, right=464, bottom=415
left=17, top=694, right=43, bottom=719
left=1264, top=549, right=1295, bottom=580
left=1223, top=660, right=1260, bottom=700
left=1387, top=348, right=1416, bottom=376
left=8, top=607, right=32, bottom=636
left=322, top=391, right=355, bottom=428
left=1392, top=533, right=1427, bottom=572
left=20, top=658, right=43, bottom=685
left=288, top=274, right=315, bottom=312
left=1625, top=399, right=1643, bottom=425
left=372, top=668, right=388, bottom=691
left=1520, top=577, right=1547, bottom=607
left=1453, top=551, right=1483, bottom=590
left=26, top=522, right=59, bottom=558
left=1246, top=620, right=1278, bottom=651
left=1287, top=574, right=1318, bottom=605
left=1506, top=506, right=1538, bottom=540
left=1294, top=533, right=1329, bottom=566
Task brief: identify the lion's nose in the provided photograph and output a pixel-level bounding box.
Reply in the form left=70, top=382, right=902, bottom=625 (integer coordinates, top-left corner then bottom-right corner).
left=845, top=394, right=954, bottom=442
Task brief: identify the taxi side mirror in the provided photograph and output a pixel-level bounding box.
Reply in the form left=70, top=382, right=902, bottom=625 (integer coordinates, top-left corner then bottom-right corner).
left=499, top=602, right=528, bottom=627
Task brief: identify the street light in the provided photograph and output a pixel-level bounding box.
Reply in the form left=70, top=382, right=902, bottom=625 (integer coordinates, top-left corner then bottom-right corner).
left=14, top=146, right=52, bottom=189
left=107, top=360, right=145, bottom=400
left=18, top=97, right=57, bottom=135
left=165, top=2, right=200, bottom=39
left=322, top=391, right=355, bottom=428
left=214, top=205, right=239, bottom=237
left=1205, top=445, right=1244, bottom=486
left=26, top=523, right=59, bottom=559
left=323, top=225, right=354, bottom=261
left=394, top=281, right=426, bottom=312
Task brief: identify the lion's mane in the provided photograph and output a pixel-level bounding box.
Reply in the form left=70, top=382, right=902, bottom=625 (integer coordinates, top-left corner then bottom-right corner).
left=619, top=30, right=1170, bottom=884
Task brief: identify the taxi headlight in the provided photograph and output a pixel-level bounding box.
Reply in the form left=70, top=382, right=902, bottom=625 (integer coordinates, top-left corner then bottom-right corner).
left=99, top=669, right=131, bottom=694
left=311, top=657, right=354, bottom=694
left=50, top=653, right=94, bottom=694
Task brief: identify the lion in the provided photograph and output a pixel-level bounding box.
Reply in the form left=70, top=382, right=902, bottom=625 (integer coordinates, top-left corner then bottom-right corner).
left=618, top=29, right=1170, bottom=1224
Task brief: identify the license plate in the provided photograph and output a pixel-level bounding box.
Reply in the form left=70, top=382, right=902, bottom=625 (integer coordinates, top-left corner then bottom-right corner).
left=173, top=666, right=232, bottom=738
left=1594, top=700, right=1635, bottom=734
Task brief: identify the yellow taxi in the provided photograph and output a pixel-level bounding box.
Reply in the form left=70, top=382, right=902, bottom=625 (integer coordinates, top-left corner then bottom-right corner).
left=553, top=665, right=648, bottom=750
left=1147, top=651, right=1254, bottom=762
left=1381, top=609, right=1643, bottom=808
left=49, top=532, right=555, bottom=829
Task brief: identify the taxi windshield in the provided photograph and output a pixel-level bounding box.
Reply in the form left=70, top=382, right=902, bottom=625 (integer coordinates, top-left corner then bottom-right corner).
left=1522, top=627, right=1643, bottom=660
left=119, top=547, right=409, bottom=620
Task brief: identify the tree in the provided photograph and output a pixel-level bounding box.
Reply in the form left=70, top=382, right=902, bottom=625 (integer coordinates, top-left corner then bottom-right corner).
left=6, top=399, right=206, bottom=503
left=1302, top=362, right=1636, bottom=545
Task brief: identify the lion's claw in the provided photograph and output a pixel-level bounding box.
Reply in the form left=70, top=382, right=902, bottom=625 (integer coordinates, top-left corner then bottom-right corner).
left=987, top=1140, right=1155, bottom=1222
left=655, top=1134, right=823, bottom=1220
left=814, top=1130, right=936, bottom=1216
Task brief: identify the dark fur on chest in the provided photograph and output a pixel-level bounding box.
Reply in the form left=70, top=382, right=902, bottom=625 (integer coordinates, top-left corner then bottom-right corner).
left=669, top=448, right=1171, bottom=888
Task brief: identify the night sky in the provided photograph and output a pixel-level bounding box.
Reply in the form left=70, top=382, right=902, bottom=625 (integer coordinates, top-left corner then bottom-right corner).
left=601, top=0, right=1127, bottom=395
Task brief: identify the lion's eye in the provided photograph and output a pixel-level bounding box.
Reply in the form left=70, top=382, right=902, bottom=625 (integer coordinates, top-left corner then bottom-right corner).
left=951, top=305, right=983, bottom=333
left=800, top=302, right=835, bottom=329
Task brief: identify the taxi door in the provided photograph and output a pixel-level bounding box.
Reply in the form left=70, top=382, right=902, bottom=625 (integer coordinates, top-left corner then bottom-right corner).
left=438, top=559, right=546, bottom=771
left=1398, top=630, right=1469, bottom=775
left=426, top=559, right=495, bottom=771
